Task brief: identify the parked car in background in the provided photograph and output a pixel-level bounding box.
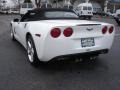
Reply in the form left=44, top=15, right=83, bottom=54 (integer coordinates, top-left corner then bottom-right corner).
left=20, top=3, right=34, bottom=16
left=112, top=13, right=116, bottom=17
left=0, top=8, right=9, bottom=14
left=114, top=14, right=120, bottom=25
left=113, top=9, right=120, bottom=18
left=8, top=8, right=19, bottom=14
left=74, top=3, right=93, bottom=20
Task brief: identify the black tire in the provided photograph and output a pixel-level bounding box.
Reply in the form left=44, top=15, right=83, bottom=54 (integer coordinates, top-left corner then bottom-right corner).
left=26, top=35, right=39, bottom=66
left=88, top=16, right=91, bottom=20
left=116, top=20, right=120, bottom=26
left=10, top=25, right=16, bottom=41
left=83, top=16, right=86, bottom=20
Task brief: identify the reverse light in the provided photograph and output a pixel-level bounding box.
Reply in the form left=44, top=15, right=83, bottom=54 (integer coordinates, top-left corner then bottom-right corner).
left=63, top=27, right=73, bottom=37
left=102, top=26, right=107, bottom=34
left=50, top=28, right=61, bottom=38
left=109, top=26, right=114, bottom=34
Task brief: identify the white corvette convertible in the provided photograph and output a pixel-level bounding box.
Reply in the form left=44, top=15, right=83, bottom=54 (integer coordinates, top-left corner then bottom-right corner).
left=10, top=8, right=115, bottom=65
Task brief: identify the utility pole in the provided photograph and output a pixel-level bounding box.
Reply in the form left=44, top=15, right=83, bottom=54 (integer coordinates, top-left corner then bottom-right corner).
left=113, top=3, right=116, bottom=13
left=17, top=0, right=20, bottom=14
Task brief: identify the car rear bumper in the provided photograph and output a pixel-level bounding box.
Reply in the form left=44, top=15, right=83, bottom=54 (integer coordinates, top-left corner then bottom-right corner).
left=39, top=46, right=110, bottom=61
left=51, top=49, right=109, bottom=61
left=37, top=35, right=114, bottom=61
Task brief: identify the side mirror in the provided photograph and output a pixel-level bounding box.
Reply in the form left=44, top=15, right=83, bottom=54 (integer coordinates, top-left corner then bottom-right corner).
left=13, top=18, right=19, bottom=22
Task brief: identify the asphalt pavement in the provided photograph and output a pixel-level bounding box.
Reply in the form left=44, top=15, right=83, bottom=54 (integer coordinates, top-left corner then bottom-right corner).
left=0, top=15, right=120, bottom=90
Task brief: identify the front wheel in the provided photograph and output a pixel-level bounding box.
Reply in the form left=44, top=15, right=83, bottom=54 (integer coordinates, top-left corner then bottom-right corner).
left=26, top=35, right=39, bottom=66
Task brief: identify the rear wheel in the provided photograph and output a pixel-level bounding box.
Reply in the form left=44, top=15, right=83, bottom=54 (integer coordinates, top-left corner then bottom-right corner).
left=26, top=35, right=39, bottom=66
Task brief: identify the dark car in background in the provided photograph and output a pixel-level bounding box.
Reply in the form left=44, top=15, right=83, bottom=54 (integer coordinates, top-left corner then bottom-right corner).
left=114, top=14, right=120, bottom=25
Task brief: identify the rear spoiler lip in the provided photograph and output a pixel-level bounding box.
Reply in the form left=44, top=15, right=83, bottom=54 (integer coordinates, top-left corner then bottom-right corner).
left=76, top=24, right=101, bottom=26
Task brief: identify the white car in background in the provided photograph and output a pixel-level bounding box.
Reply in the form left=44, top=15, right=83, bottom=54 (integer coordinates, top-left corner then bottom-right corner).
left=8, top=8, right=19, bottom=14
left=74, top=3, right=93, bottom=20
left=20, top=3, right=34, bottom=16
left=10, top=9, right=115, bottom=66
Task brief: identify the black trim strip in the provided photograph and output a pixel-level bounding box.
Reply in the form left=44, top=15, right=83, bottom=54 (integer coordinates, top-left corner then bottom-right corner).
left=76, top=24, right=101, bottom=26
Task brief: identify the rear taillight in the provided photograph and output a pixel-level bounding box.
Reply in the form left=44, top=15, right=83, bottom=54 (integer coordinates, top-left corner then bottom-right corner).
left=109, top=26, right=114, bottom=34
left=63, top=27, right=73, bottom=37
left=102, top=26, right=108, bottom=34
left=50, top=28, right=61, bottom=38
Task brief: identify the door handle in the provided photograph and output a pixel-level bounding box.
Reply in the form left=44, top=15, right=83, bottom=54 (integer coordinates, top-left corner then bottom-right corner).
left=24, top=23, right=27, bottom=28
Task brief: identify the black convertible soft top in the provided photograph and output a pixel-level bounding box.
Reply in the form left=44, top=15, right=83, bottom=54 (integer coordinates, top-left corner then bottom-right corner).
left=28, top=8, right=75, bottom=13
left=21, top=8, right=79, bottom=21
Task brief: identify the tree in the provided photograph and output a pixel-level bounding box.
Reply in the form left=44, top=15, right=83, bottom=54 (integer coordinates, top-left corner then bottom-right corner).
left=71, top=0, right=78, bottom=4
left=35, top=0, right=41, bottom=7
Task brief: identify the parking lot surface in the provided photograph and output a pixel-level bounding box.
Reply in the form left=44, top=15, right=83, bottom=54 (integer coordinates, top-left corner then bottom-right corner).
left=0, top=15, right=120, bottom=90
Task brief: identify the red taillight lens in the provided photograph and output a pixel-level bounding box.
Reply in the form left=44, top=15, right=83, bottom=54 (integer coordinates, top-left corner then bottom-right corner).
left=63, top=27, right=73, bottom=37
left=109, top=26, right=114, bottom=34
left=102, top=26, right=108, bottom=34
left=50, top=28, right=61, bottom=38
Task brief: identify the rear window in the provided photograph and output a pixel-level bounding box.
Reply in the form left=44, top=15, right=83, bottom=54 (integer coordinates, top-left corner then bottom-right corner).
left=45, top=11, right=79, bottom=18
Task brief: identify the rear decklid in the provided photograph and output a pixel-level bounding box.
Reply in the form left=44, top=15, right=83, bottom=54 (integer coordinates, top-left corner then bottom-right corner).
left=42, top=20, right=111, bottom=38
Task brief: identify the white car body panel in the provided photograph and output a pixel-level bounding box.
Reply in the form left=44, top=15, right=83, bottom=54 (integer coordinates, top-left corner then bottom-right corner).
left=11, top=20, right=115, bottom=61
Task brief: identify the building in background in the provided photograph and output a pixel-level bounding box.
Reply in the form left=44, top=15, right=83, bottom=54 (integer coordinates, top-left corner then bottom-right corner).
left=108, top=0, right=120, bottom=13
left=91, top=2, right=102, bottom=14
left=0, top=0, right=120, bottom=14
left=0, top=0, right=7, bottom=10
left=0, top=0, right=23, bottom=13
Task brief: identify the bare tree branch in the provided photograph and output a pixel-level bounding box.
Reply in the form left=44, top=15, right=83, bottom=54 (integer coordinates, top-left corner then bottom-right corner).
left=35, top=0, right=41, bottom=7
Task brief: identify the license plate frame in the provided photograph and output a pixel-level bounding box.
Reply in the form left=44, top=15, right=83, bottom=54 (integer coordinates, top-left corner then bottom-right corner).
left=81, top=38, right=95, bottom=47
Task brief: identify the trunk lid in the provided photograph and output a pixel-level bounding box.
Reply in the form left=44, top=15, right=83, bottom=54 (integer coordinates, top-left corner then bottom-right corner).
left=43, top=20, right=104, bottom=38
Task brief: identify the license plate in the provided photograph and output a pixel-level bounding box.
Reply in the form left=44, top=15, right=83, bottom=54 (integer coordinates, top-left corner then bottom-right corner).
left=81, top=38, right=95, bottom=47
